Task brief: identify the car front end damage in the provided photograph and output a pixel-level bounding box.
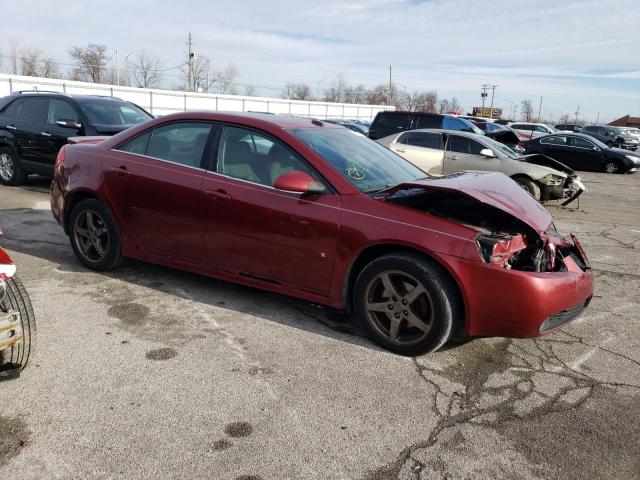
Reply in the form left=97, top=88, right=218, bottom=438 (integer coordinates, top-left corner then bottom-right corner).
left=381, top=171, right=593, bottom=338
left=518, top=154, right=585, bottom=205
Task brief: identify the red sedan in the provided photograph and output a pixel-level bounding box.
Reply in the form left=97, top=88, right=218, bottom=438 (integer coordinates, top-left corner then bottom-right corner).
left=50, top=112, right=593, bottom=355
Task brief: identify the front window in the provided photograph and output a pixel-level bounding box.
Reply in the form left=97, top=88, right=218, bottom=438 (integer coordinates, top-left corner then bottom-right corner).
left=481, top=136, right=520, bottom=159
left=289, top=127, right=425, bottom=193
left=77, top=100, right=152, bottom=126
left=540, top=135, right=569, bottom=146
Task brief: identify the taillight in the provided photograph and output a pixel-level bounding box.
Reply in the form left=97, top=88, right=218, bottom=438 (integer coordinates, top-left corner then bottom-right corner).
left=475, top=233, right=527, bottom=265
left=55, top=146, right=66, bottom=168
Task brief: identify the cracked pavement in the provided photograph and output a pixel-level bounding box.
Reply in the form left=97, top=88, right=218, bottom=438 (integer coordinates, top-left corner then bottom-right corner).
left=0, top=171, right=639, bottom=479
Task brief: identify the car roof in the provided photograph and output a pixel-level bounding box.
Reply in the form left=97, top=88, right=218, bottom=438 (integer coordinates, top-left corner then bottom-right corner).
left=534, top=132, right=594, bottom=140
left=399, top=128, right=484, bottom=139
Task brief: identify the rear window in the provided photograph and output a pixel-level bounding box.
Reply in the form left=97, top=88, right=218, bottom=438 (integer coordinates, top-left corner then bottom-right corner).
left=1, top=99, right=23, bottom=118
left=77, top=100, right=151, bottom=126
left=400, top=131, right=442, bottom=149
left=17, top=97, right=48, bottom=122
left=377, top=113, right=410, bottom=129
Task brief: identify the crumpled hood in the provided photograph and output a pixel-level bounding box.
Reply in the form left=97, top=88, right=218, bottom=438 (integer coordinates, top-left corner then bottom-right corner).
left=517, top=154, right=574, bottom=175
left=381, top=171, right=553, bottom=233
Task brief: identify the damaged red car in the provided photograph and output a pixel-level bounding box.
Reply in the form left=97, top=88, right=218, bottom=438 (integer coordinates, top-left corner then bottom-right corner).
left=50, top=112, right=593, bottom=355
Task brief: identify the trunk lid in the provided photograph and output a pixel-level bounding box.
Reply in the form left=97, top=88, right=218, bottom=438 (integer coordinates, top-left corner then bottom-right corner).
left=381, top=172, right=553, bottom=233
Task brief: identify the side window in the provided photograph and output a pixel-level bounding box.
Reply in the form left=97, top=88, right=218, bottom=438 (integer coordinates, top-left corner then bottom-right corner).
left=217, top=125, right=319, bottom=187
left=404, top=132, right=442, bottom=149
left=442, top=116, right=474, bottom=132
left=47, top=99, right=79, bottom=124
left=534, top=125, right=548, bottom=133
left=378, top=114, right=410, bottom=130
left=146, top=122, right=212, bottom=168
left=415, top=115, right=440, bottom=129
left=572, top=137, right=595, bottom=149
left=513, top=124, right=530, bottom=131
left=115, top=131, right=152, bottom=155
left=448, top=136, right=484, bottom=155
left=1, top=99, right=23, bottom=117
left=540, top=136, right=568, bottom=146
left=17, top=98, right=48, bottom=122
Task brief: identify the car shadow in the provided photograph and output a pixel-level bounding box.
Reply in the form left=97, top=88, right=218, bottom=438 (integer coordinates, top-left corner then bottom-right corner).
left=0, top=205, right=478, bottom=355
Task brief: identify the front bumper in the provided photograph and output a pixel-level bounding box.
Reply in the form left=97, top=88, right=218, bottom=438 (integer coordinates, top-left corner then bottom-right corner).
left=443, top=237, right=593, bottom=338
left=0, top=310, right=22, bottom=352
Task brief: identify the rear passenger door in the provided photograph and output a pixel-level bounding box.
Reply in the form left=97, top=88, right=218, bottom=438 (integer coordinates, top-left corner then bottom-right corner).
left=12, top=97, right=50, bottom=168
left=201, top=124, right=340, bottom=295
left=104, top=121, right=214, bottom=260
left=392, top=131, right=444, bottom=174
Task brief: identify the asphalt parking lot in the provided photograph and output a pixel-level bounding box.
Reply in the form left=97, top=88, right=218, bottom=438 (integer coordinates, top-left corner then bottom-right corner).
left=0, top=171, right=639, bottom=480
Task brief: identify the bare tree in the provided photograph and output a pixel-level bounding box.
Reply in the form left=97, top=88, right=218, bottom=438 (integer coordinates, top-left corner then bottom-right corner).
left=214, top=63, right=239, bottom=94
left=283, top=82, right=312, bottom=100
left=450, top=97, right=462, bottom=113
left=324, top=74, right=349, bottom=102
left=21, top=48, right=41, bottom=77
left=40, top=57, right=60, bottom=78
left=69, top=44, right=109, bottom=83
left=130, top=50, right=162, bottom=88
left=9, top=38, right=20, bottom=75
left=557, top=113, right=571, bottom=125
left=244, top=85, right=256, bottom=96
left=520, top=99, right=533, bottom=122
left=437, top=98, right=450, bottom=114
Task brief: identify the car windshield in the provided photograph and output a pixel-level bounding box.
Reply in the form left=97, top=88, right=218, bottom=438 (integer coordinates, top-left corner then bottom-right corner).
left=482, top=136, right=520, bottom=159
left=461, top=118, right=484, bottom=135
left=546, top=125, right=559, bottom=133
left=288, top=127, right=426, bottom=192
left=76, top=100, right=152, bottom=126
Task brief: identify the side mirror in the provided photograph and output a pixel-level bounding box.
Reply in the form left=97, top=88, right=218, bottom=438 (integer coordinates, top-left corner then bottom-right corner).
left=479, top=148, right=496, bottom=158
left=56, top=119, right=82, bottom=130
left=273, top=171, right=326, bottom=195
left=592, top=146, right=600, bottom=151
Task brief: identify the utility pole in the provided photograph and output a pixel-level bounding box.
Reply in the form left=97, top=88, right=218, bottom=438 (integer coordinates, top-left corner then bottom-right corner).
left=481, top=84, right=489, bottom=112
left=537, top=96, right=543, bottom=122
left=489, top=85, right=497, bottom=118
left=596, top=112, right=600, bottom=124
left=575, top=105, right=580, bottom=123
left=187, top=33, right=194, bottom=92
left=115, top=48, right=119, bottom=86
left=388, top=65, right=392, bottom=106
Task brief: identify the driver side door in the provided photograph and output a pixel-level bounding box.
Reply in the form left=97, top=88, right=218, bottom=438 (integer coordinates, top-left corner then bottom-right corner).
left=201, top=125, right=340, bottom=295
left=443, top=134, right=500, bottom=174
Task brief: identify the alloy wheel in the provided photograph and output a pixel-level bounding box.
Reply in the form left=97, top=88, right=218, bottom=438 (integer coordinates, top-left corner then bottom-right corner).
left=604, top=161, right=618, bottom=174
left=73, top=210, right=110, bottom=263
left=0, top=153, right=14, bottom=182
left=364, top=270, right=434, bottom=346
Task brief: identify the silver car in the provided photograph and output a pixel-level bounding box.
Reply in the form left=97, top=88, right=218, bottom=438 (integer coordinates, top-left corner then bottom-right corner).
left=376, top=129, right=585, bottom=204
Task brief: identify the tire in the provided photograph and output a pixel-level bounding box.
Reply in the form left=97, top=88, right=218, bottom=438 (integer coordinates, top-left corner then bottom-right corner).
left=68, top=198, right=122, bottom=271
left=602, top=160, right=620, bottom=174
left=353, top=252, right=463, bottom=356
left=0, top=275, right=36, bottom=377
left=0, top=146, right=26, bottom=186
left=514, top=177, right=541, bottom=201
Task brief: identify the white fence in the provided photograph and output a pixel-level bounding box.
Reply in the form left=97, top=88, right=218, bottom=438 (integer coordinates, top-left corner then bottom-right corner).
left=0, top=74, right=393, bottom=121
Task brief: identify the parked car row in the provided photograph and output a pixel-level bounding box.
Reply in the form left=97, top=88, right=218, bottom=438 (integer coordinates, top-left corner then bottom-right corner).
left=375, top=128, right=584, bottom=203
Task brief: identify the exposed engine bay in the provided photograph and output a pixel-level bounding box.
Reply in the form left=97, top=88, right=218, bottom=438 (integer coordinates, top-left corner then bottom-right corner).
left=385, top=188, right=589, bottom=273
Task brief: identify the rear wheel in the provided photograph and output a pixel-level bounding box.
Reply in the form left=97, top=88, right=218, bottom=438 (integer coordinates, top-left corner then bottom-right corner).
left=68, top=199, right=122, bottom=271
left=602, top=160, right=620, bottom=174
left=0, top=275, right=36, bottom=377
left=353, top=253, right=463, bottom=356
left=0, top=147, right=26, bottom=186
left=514, top=177, right=541, bottom=201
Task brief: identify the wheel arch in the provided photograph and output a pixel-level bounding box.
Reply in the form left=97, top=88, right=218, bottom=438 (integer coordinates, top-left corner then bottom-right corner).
left=63, top=190, right=105, bottom=234
left=341, top=243, right=467, bottom=337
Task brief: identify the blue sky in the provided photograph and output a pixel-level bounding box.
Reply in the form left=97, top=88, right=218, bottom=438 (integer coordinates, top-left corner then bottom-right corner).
left=2, top=0, right=639, bottom=122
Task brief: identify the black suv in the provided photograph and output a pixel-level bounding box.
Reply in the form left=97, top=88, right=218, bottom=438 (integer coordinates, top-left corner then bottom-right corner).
left=368, top=111, right=520, bottom=148
left=0, top=92, right=152, bottom=185
left=581, top=125, right=638, bottom=150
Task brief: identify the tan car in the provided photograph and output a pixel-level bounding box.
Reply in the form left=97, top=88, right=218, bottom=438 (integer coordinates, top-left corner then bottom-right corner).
left=376, top=129, right=585, bottom=204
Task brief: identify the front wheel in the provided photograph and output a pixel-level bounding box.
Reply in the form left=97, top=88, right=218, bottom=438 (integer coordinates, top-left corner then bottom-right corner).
left=1, top=275, right=36, bottom=377
left=68, top=199, right=122, bottom=271
left=514, top=177, right=542, bottom=201
left=353, top=253, right=463, bottom=356
left=602, top=160, right=620, bottom=174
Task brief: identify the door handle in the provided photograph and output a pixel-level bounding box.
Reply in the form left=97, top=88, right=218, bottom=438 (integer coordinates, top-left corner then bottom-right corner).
left=5, top=125, right=16, bottom=131
left=110, top=165, right=131, bottom=176
left=395, top=148, right=407, bottom=153
left=41, top=132, right=52, bottom=137
left=204, top=188, right=232, bottom=201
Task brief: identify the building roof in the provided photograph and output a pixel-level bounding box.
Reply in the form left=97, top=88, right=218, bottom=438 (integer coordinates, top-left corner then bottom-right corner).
left=609, top=115, right=640, bottom=127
